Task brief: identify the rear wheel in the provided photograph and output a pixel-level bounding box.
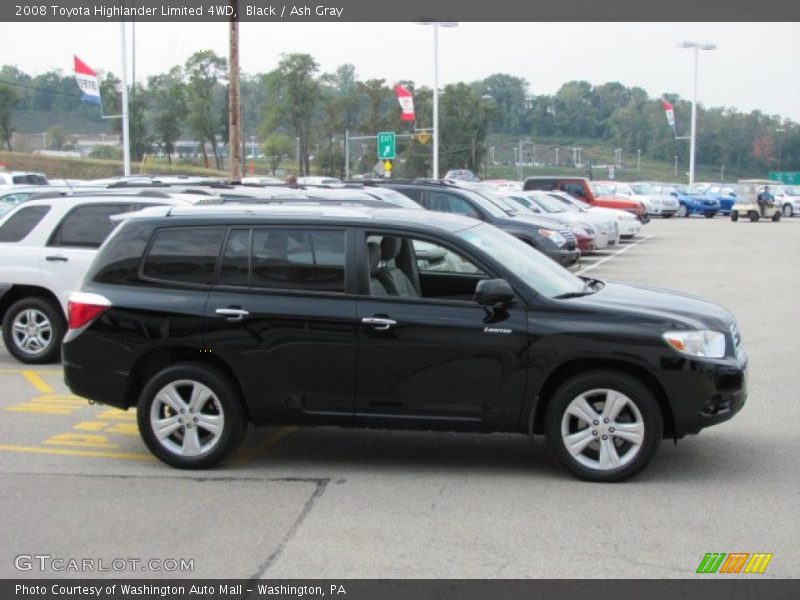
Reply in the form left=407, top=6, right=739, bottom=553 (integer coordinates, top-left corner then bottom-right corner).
left=544, top=371, right=663, bottom=482
left=2, top=297, right=65, bottom=364
left=772, top=211, right=782, bottom=222
left=137, top=364, right=247, bottom=469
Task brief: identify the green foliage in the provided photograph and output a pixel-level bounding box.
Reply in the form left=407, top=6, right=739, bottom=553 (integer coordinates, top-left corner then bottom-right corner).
left=88, top=145, right=122, bottom=160
left=262, top=134, right=294, bottom=175
left=185, top=50, right=228, bottom=169
left=0, top=83, right=21, bottom=150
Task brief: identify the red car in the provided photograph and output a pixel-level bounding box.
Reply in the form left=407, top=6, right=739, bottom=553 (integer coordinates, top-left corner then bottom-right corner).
left=523, top=177, right=647, bottom=222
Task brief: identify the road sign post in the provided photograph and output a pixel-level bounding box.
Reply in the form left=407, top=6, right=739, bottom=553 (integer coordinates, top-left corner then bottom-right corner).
left=377, top=132, right=396, bottom=160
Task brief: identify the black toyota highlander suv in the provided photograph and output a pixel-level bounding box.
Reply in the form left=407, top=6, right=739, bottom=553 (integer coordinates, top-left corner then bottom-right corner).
left=63, top=204, right=747, bottom=481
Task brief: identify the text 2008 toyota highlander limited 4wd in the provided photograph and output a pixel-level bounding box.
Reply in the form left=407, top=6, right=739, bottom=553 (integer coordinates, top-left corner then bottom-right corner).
left=63, top=205, right=747, bottom=481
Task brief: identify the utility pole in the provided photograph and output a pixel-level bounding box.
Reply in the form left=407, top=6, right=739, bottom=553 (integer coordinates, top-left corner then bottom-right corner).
left=228, top=2, right=242, bottom=182
left=637, top=149, right=641, bottom=171
left=119, top=22, right=131, bottom=176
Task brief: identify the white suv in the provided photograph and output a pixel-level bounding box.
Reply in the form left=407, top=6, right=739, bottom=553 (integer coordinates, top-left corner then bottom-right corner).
left=0, top=192, right=190, bottom=363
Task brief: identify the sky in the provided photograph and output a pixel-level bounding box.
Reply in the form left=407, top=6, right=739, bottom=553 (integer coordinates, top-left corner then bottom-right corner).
left=1, top=21, right=799, bottom=122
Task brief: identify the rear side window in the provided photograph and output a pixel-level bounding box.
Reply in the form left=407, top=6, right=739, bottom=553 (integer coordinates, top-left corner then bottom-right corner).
left=143, top=227, right=224, bottom=285
left=49, top=203, right=133, bottom=248
left=0, top=205, right=51, bottom=242
left=218, top=228, right=346, bottom=293
left=13, top=174, right=47, bottom=185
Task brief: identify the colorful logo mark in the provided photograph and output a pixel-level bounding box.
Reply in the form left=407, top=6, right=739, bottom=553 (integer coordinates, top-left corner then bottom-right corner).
left=696, top=552, right=773, bottom=574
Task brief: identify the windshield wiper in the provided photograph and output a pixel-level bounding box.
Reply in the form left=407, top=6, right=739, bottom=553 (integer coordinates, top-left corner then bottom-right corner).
left=553, top=277, right=604, bottom=299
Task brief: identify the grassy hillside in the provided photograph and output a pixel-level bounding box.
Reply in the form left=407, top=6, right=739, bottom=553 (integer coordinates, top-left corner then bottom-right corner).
left=0, top=152, right=226, bottom=180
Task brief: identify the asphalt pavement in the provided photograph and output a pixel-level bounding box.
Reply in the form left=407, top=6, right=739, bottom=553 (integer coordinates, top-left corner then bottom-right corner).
left=1, top=215, right=798, bottom=579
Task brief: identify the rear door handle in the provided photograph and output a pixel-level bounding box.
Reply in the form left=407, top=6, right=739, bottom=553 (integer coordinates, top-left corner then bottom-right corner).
left=361, top=317, right=397, bottom=331
left=215, top=308, right=249, bottom=321
left=45, top=255, right=68, bottom=262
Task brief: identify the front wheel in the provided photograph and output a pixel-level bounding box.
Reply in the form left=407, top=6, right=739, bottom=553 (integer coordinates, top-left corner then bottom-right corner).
left=772, top=211, right=782, bottom=222
left=749, top=211, right=760, bottom=222
left=2, top=297, right=66, bottom=364
left=544, top=371, right=663, bottom=482
left=137, top=364, right=247, bottom=469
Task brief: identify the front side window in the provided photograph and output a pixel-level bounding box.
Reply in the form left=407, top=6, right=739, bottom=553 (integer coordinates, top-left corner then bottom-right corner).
left=425, top=191, right=480, bottom=218
left=0, top=205, right=51, bottom=242
left=219, top=228, right=346, bottom=293
left=49, top=203, right=133, bottom=248
left=143, top=226, right=224, bottom=285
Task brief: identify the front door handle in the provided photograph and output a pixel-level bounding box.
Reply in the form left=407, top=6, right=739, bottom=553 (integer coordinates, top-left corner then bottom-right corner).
left=45, top=255, right=69, bottom=262
left=215, top=308, right=249, bottom=321
left=361, top=317, right=397, bottom=331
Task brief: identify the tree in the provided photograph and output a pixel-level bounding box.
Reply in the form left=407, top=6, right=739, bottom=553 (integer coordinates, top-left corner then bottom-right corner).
left=262, top=134, right=294, bottom=174
left=47, top=126, right=68, bottom=150
left=752, top=136, right=774, bottom=166
left=148, top=67, right=186, bottom=164
left=479, top=73, right=529, bottom=133
left=260, top=54, right=320, bottom=175
left=185, top=50, right=228, bottom=169
left=439, top=83, right=494, bottom=171
left=0, top=84, right=20, bottom=150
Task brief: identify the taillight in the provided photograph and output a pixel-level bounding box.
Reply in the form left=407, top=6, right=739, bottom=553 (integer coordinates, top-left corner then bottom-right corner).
left=68, top=292, right=111, bottom=329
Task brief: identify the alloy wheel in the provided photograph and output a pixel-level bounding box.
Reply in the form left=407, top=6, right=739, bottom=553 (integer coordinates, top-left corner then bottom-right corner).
left=560, top=388, right=645, bottom=471
left=11, top=309, right=53, bottom=356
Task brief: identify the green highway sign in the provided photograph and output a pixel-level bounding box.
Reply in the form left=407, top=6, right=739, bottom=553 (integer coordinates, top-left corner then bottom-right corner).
left=769, top=171, right=800, bottom=185
left=377, top=132, right=396, bottom=160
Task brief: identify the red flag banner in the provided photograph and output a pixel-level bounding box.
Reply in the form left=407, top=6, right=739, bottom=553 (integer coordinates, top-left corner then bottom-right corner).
left=394, top=84, right=415, bottom=121
left=661, top=98, right=676, bottom=131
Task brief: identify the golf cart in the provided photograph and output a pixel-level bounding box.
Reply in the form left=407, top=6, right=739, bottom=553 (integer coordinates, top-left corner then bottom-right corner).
left=730, top=179, right=781, bottom=222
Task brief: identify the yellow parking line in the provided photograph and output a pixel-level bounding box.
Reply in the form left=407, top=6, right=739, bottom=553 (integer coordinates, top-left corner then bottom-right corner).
left=0, top=369, right=61, bottom=375
left=0, top=444, right=153, bottom=461
left=22, top=370, right=55, bottom=394
left=45, top=433, right=118, bottom=449
left=97, top=409, right=136, bottom=420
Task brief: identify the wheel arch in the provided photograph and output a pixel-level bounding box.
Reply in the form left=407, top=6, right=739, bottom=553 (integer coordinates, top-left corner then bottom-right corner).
left=124, top=347, right=250, bottom=420
left=529, top=358, right=675, bottom=438
left=0, top=285, right=64, bottom=324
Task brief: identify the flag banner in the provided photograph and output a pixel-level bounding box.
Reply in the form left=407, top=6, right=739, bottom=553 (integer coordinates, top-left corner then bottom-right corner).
left=74, top=55, right=101, bottom=104
left=394, top=84, right=415, bottom=121
left=661, top=98, right=676, bottom=132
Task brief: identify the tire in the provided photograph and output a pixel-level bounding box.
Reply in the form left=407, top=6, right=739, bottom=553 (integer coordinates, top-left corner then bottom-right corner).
left=749, top=211, right=759, bottom=222
left=783, top=204, right=793, bottom=217
left=731, top=211, right=739, bottom=222
left=1, top=297, right=66, bottom=364
left=772, top=211, right=781, bottom=222
left=544, top=371, right=663, bottom=482
left=678, top=204, right=688, bottom=218
left=137, top=363, right=247, bottom=469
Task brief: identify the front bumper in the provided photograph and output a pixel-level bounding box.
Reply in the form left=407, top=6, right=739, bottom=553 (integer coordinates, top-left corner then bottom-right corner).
left=661, top=351, right=747, bottom=436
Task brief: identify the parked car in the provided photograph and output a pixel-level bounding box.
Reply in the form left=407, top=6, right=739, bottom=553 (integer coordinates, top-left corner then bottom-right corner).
left=479, top=179, right=522, bottom=192
left=377, top=180, right=579, bottom=266
left=443, top=169, right=480, bottom=182
left=502, top=190, right=618, bottom=251
left=545, top=191, right=642, bottom=239
left=666, top=184, right=720, bottom=218
left=703, top=184, right=737, bottom=215
left=0, top=192, right=193, bottom=363
left=771, top=185, right=800, bottom=217
left=523, top=176, right=648, bottom=223
left=616, top=182, right=680, bottom=218
left=63, top=203, right=747, bottom=481
left=297, top=176, right=341, bottom=185
left=0, top=171, right=49, bottom=186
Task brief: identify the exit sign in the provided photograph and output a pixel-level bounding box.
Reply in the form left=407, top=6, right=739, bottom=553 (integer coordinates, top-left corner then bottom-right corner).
left=377, top=132, right=396, bottom=160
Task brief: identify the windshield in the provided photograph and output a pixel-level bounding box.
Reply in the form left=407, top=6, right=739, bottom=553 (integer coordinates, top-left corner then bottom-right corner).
left=456, top=223, right=585, bottom=299
left=367, top=188, right=422, bottom=209
left=591, top=183, right=615, bottom=196
left=464, top=189, right=514, bottom=217
left=527, top=193, right=567, bottom=213
left=548, top=193, right=587, bottom=211
left=631, top=183, right=656, bottom=194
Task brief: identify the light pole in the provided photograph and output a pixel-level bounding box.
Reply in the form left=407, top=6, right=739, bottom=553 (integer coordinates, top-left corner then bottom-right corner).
left=776, top=127, right=786, bottom=172
left=415, top=21, right=458, bottom=179
left=679, top=41, right=716, bottom=186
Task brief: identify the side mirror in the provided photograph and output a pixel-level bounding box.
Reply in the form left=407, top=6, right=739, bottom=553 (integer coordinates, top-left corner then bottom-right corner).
left=474, top=279, right=515, bottom=307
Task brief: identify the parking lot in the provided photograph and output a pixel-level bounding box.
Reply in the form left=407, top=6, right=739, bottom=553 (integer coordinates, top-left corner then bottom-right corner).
left=1, top=215, right=798, bottom=579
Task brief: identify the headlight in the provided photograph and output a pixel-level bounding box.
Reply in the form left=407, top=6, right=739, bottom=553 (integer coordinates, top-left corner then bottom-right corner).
left=662, top=330, right=726, bottom=358
left=538, top=228, right=566, bottom=247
